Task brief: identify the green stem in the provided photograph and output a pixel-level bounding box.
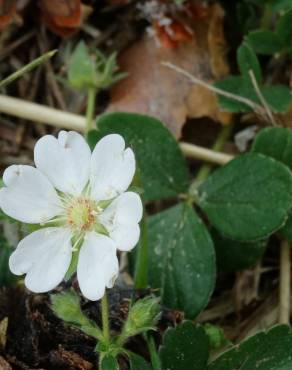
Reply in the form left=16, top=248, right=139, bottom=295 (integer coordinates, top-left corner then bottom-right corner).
left=101, top=291, right=110, bottom=345
left=146, top=335, right=162, bottom=370
left=260, top=4, right=273, bottom=29
left=189, top=124, right=233, bottom=195
left=0, top=50, right=57, bottom=89
left=86, top=87, right=97, bottom=133
left=134, top=209, right=148, bottom=289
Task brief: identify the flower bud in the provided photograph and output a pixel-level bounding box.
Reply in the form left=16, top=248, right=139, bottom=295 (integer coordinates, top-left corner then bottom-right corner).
left=51, top=289, right=103, bottom=340
left=121, top=296, right=160, bottom=341
left=68, top=41, right=127, bottom=91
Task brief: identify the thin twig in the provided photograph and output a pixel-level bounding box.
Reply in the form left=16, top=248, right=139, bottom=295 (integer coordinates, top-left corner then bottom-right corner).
left=0, top=94, right=233, bottom=165
left=161, top=61, right=266, bottom=116
left=0, top=95, right=84, bottom=131
left=180, top=142, right=233, bottom=165
left=248, top=70, right=277, bottom=126
left=279, top=240, right=291, bottom=324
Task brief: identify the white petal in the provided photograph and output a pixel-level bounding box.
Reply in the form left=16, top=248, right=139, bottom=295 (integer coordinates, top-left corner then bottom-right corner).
left=34, top=131, right=91, bottom=195
left=77, top=231, right=119, bottom=301
left=100, top=192, right=143, bottom=251
left=9, top=227, right=72, bottom=293
left=90, top=134, right=135, bottom=201
left=0, top=165, right=62, bottom=223
left=110, top=224, right=141, bottom=252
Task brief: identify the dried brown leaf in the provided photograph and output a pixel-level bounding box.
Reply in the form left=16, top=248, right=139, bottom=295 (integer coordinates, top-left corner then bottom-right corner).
left=107, top=3, right=231, bottom=138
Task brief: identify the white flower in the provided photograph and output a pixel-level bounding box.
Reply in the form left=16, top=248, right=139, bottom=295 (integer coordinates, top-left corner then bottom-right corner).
left=0, top=132, right=142, bottom=300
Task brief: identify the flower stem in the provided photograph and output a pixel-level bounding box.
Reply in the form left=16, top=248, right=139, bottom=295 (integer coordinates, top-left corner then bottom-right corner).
left=146, top=334, right=162, bottom=370
left=85, top=87, right=97, bottom=134
left=189, top=124, right=233, bottom=197
left=134, top=213, right=148, bottom=289
left=101, top=291, right=110, bottom=345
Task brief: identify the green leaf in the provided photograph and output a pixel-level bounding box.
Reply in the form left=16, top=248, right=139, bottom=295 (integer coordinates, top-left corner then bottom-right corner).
left=0, top=237, right=18, bottom=287
left=237, top=42, right=262, bottom=84
left=198, top=153, right=292, bottom=241
left=212, top=229, right=267, bottom=272
left=246, top=30, right=283, bottom=55
left=129, top=353, right=152, bottom=370
left=252, top=127, right=292, bottom=242
left=159, top=321, right=209, bottom=370
left=276, top=9, right=292, bottom=53
left=96, top=112, right=189, bottom=201
left=101, top=355, right=119, bottom=370
left=148, top=203, right=215, bottom=318
left=261, top=85, right=292, bottom=113
left=252, top=127, right=292, bottom=170
left=215, top=76, right=255, bottom=113
left=271, top=0, right=292, bottom=12
left=68, top=41, right=97, bottom=90
left=207, top=325, right=292, bottom=370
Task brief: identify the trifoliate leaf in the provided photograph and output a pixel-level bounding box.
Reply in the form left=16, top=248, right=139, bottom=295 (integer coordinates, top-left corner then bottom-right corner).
left=207, top=325, right=292, bottom=370
left=159, top=321, right=209, bottom=370
left=148, top=203, right=215, bottom=318
left=237, top=42, right=262, bottom=84
left=246, top=30, right=283, bottom=55
left=198, top=153, right=292, bottom=241
left=212, top=229, right=267, bottom=272
left=252, top=127, right=292, bottom=170
left=276, top=9, right=292, bottom=54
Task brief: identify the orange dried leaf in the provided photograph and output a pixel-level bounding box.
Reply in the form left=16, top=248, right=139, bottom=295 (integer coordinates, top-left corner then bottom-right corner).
left=0, top=0, right=16, bottom=29
left=39, top=0, right=81, bottom=37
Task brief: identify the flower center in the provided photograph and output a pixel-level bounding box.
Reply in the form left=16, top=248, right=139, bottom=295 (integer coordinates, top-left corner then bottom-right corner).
left=66, top=197, right=98, bottom=232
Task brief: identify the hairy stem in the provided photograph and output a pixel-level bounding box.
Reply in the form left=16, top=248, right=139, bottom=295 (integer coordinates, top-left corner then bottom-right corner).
left=101, top=292, right=110, bottom=345
left=86, top=87, right=97, bottom=133
left=146, top=334, right=162, bottom=370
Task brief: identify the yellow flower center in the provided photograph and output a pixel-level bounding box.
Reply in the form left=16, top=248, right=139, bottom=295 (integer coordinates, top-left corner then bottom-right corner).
left=66, top=197, right=98, bottom=232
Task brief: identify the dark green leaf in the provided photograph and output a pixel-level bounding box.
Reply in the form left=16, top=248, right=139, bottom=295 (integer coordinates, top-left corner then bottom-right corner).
left=261, top=85, right=292, bottom=113
left=276, top=9, right=292, bottom=53
left=215, top=76, right=255, bottom=113
left=159, top=321, right=209, bottom=370
left=252, top=127, right=292, bottom=242
left=208, top=325, right=292, bottom=370
left=198, top=153, right=292, bottom=241
left=129, top=353, right=152, bottom=370
left=237, top=42, right=262, bottom=83
left=101, top=355, right=119, bottom=370
left=271, top=0, right=292, bottom=12
left=212, top=229, right=267, bottom=272
left=252, top=127, right=292, bottom=170
left=95, top=113, right=189, bottom=201
left=148, top=203, right=215, bottom=318
left=246, top=30, right=283, bottom=55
